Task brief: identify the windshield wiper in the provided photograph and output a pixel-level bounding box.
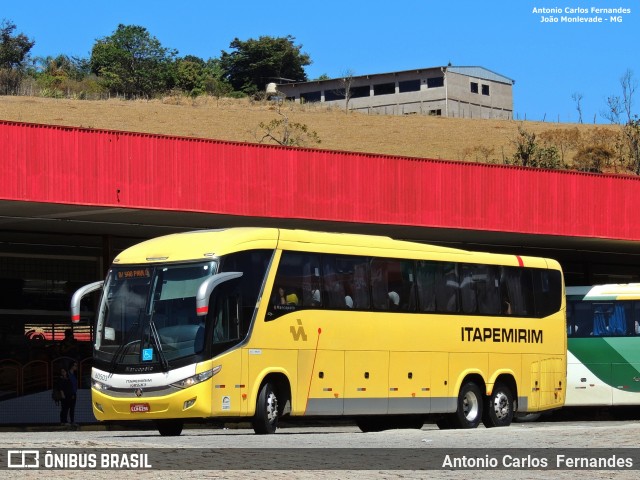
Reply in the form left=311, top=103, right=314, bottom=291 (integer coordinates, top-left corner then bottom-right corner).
left=148, top=317, right=169, bottom=372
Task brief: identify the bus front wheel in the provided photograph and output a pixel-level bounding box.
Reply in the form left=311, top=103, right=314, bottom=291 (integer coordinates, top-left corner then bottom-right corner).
left=482, top=383, right=514, bottom=428
left=450, top=381, right=483, bottom=429
left=252, top=382, right=279, bottom=434
left=156, top=419, right=183, bottom=436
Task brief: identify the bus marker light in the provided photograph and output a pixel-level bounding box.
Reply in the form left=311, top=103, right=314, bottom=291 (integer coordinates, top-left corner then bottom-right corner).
left=183, top=398, right=196, bottom=410
left=357, top=388, right=366, bottom=391
left=323, top=388, right=333, bottom=391
left=242, top=394, right=247, bottom=400
left=390, top=388, right=398, bottom=392
left=235, top=384, right=245, bottom=388
left=334, top=393, right=339, bottom=398
left=215, top=385, right=226, bottom=389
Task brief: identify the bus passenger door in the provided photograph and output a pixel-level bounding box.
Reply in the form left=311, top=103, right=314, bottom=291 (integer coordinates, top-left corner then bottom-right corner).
left=208, top=283, right=245, bottom=416
left=344, top=351, right=389, bottom=415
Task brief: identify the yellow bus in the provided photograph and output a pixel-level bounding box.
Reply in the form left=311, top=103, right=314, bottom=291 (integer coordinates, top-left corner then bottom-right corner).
left=71, top=228, right=566, bottom=435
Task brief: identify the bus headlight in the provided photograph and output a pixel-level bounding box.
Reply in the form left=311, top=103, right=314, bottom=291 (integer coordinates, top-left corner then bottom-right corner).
left=170, top=365, right=221, bottom=389
left=92, top=380, right=111, bottom=392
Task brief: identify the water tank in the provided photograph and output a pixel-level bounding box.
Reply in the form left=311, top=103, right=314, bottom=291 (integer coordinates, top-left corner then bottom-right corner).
left=266, top=83, right=278, bottom=95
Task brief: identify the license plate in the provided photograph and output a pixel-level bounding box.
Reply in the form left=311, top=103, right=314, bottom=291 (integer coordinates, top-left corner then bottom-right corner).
left=130, top=403, right=150, bottom=413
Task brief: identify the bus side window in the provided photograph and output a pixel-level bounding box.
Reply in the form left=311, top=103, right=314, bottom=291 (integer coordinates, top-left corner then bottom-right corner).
left=322, top=257, right=346, bottom=309
left=416, top=261, right=436, bottom=312
left=500, top=267, right=534, bottom=316
left=435, top=263, right=459, bottom=313
left=370, top=259, right=390, bottom=310
left=475, top=265, right=501, bottom=315
left=609, top=303, right=627, bottom=336
left=301, top=259, right=322, bottom=308
left=267, top=251, right=304, bottom=319
left=459, top=264, right=477, bottom=314
left=573, top=301, right=593, bottom=337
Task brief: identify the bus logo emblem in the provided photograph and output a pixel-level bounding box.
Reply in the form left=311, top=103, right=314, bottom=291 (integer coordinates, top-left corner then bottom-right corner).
left=290, top=320, right=307, bottom=341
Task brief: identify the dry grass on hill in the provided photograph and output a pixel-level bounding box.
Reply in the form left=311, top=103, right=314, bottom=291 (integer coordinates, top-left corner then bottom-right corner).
left=0, top=95, right=616, bottom=164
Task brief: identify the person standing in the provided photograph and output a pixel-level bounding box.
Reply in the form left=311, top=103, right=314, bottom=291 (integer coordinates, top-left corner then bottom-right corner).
left=58, top=362, right=78, bottom=427
left=67, top=361, right=79, bottom=427
left=56, top=367, right=71, bottom=425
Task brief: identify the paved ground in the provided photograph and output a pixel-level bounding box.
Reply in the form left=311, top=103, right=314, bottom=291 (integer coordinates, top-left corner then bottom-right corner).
left=1, top=418, right=639, bottom=479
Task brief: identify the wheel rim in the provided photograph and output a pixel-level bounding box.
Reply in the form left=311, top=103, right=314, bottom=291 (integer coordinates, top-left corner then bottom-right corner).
left=462, top=390, right=479, bottom=421
left=492, top=391, right=510, bottom=420
left=266, top=391, right=278, bottom=424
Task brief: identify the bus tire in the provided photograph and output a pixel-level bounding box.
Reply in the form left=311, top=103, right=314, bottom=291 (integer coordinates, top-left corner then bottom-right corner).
left=450, top=381, right=483, bottom=429
left=156, top=419, right=183, bottom=436
left=435, top=417, right=453, bottom=430
left=482, top=383, right=514, bottom=428
left=252, top=382, right=279, bottom=434
left=514, top=412, right=541, bottom=423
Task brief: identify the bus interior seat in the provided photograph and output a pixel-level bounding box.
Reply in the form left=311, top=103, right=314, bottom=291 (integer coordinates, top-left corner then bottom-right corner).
left=592, top=310, right=609, bottom=336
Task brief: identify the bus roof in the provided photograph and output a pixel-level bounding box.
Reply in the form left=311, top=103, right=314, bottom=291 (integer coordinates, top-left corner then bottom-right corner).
left=567, top=283, right=640, bottom=300
left=112, top=227, right=561, bottom=269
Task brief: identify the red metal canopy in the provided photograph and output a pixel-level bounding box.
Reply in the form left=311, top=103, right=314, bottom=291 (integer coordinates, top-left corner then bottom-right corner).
left=1, top=120, right=638, bottom=242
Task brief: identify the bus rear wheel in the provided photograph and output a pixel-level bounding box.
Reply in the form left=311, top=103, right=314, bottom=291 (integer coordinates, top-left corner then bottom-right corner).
left=252, top=382, right=279, bottom=434
left=156, top=419, right=183, bottom=436
left=482, top=383, right=514, bottom=428
left=449, top=381, right=483, bottom=429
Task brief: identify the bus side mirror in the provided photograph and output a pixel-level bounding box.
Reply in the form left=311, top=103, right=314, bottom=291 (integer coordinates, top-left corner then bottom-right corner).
left=70, top=281, right=104, bottom=323
left=196, top=272, right=243, bottom=316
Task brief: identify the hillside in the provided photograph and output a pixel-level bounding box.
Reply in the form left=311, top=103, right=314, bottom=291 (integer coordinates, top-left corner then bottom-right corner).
left=0, top=95, right=617, bottom=165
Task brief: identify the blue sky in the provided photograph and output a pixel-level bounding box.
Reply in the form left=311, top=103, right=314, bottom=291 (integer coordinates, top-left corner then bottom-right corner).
left=2, top=0, right=638, bottom=124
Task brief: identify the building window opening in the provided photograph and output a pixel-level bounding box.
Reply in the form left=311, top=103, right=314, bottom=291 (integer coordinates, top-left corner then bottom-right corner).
left=373, top=82, right=395, bottom=96
left=301, top=91, right=321, bottom=103
left=324, top=89, right=346, bottom=101
left=399, top=80, right=420, bottom=93
left=427, top=77, right=444, bottom=88
left=350, top=86, right=370, bottom=99
left=481, top=84, right=490, bottom=96
left=470, top=82, right=479, bottom=94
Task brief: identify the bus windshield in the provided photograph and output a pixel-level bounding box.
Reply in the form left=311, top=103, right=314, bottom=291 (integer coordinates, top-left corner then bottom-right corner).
left=94, top=262, right=216, bottom=366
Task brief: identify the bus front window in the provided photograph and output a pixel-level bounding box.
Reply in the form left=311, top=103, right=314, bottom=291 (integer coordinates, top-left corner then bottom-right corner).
left=94, top=262, right=217, bottom=367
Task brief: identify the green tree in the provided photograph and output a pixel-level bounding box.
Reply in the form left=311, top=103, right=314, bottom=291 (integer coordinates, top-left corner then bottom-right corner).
left=202, top=58, right=233, bottom=100
left=220, top=35, right=311, bottom=95
left=90, top=24, right=177, bottom=98
left=0, top=19, right=35, bottom=94
left=174, top=55, right=207, bottom=96
left=33, top=54, right=95, bottom=98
